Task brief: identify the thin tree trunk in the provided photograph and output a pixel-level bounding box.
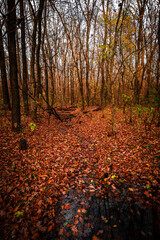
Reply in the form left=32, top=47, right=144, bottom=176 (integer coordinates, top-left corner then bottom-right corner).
left=46, top=35, right=55, bottom=106
left=20, top=0, right=29, bottom=115
left=86, top=27, right=90, bottom=106
left=100, top=0, right=108, bottom=107
left=42, top=44, right=49, bottom=108
left=36, top=0, right=45, bottom=98
left=32, top=0, right=44, bottom=118
left=15, top=27, right=22, bottom=85
left=70, top=68, right=74, bottom=105
left=30, top=12, right=38, bottom=99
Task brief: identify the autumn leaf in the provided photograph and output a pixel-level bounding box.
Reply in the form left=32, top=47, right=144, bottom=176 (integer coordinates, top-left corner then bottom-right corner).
left=14, top=211, right=23, bottom=217
left=92, top=236, right=100, bottom=240
left=59, top=227, right=64, bottom=235
left=77, top=209, right=81, bottom=214
left=97, top=230, right=104, bottom=235
left=63, top=221, right=69, bottom=226
left=72, top=231, right=79, bottom=236
left=111, top=174, right=116, bottom=179
left=144, top=191, right=151, bottom=197
left=48, top=225, right=52, bottom=231
left=52, top=209, right=55, bottom=217
left=1, top=104, right=159, bottom=240
left=13, top=206, right=19, bottom=212
left=71, top=225, right=78, bottom=232
left=66, top=232, right=71, bottom=237
left=64, top=203, right=71, bottom=210
left=81, top=208, right=87, bottom=213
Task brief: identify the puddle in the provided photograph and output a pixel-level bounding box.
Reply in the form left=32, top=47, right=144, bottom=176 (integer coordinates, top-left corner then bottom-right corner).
left=44, top=181, right=160, bottom=240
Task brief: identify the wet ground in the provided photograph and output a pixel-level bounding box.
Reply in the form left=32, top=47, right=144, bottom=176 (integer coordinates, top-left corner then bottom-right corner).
left=44, top=179, right=160, bottom=240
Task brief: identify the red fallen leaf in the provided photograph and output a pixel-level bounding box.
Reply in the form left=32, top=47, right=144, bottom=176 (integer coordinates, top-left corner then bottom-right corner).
left=77, top=209, right=81, bottom=214
left=37, top=208, right=41, bottom=214
left=52, top=209, right=55, bottom=217
left=13, top=206, right=19, bottom=212
left=20, top=176, right=23, bottom=181
left=66, top=232, right=71, bottom=237
left=74, top=219, right=79, bottom=225
left=59, top=227, right=64, bottom=235
left=47, top=179, right=52, bottom=184
left=79, top=217, right=83, bottom=223
left=92, top=236, right=100, bottom=240
left=48, top=225, right=52, bottom=231
left=71, top=225, right=78, bottom=232
left=141, top=231, right=146, bottom=236
left=36, top=221, right=42, bottom=228
left=64, top=203, right=71, bottom=210
left=97, top=230, right=104, bottom=235
left=112, top=184, right=116, bottom=190
left=32, top=232, right=39, bottom=239
left=81, top=208, right=87, bottom=213
left=73, top=231, right=79, bottom=236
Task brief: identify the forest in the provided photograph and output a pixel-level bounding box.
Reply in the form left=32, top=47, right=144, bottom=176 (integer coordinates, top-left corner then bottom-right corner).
left=0, top=0, right=160, bottom=239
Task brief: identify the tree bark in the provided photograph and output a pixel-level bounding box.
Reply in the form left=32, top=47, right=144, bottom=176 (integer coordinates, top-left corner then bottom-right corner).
left=20, top=0, right=29, bottom=115
left=134, top=0, right=147, bottom=103
left=33, top=0, right=44, bottom=118
left=0, top=21, right=11, bottom=110
left=110, top=0, right=124, bottom=105
left=15, top=27, right=22, bottom=85
left=100, top=0, right=109, bottom=107
left=157, top=0, right=160, bottom=92
left=7, top=0, right=21, bottom=131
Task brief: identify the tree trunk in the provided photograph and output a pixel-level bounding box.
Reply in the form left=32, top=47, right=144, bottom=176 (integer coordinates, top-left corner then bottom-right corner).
left=31, top=0, right=44, bottom=119
left=70, top=68, right=74, bottom=105
left=100, top=0, right=109, bottom=107
left=15, top=27, right=22, bottom=85
left=134, top=0, right=146, bottom=103
left=0, top=21, right=11, bottom=110
left=36, top=1, right=43, bottom=97
left=109, top=0, right=124, bottom=105
left=30, top=11, right=38, bottom=111
left=86, top=28, right=90, bottom=106
left=157, top=1, right=160, bottom=92
left=7, top=0, right=21, bottom=131
left=42, top=46, right=49, bottom=108
left=46, top=32, right=55, bottom=106
left=20, top=0, right=29, bottom=115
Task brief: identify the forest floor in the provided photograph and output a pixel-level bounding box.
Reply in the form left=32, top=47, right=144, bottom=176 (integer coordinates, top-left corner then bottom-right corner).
left=0, top=106, right=160, bottom=240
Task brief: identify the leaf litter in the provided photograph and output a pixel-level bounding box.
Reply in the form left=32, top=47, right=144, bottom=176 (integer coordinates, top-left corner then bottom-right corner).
left=0, top=107, right=159, bottom=239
